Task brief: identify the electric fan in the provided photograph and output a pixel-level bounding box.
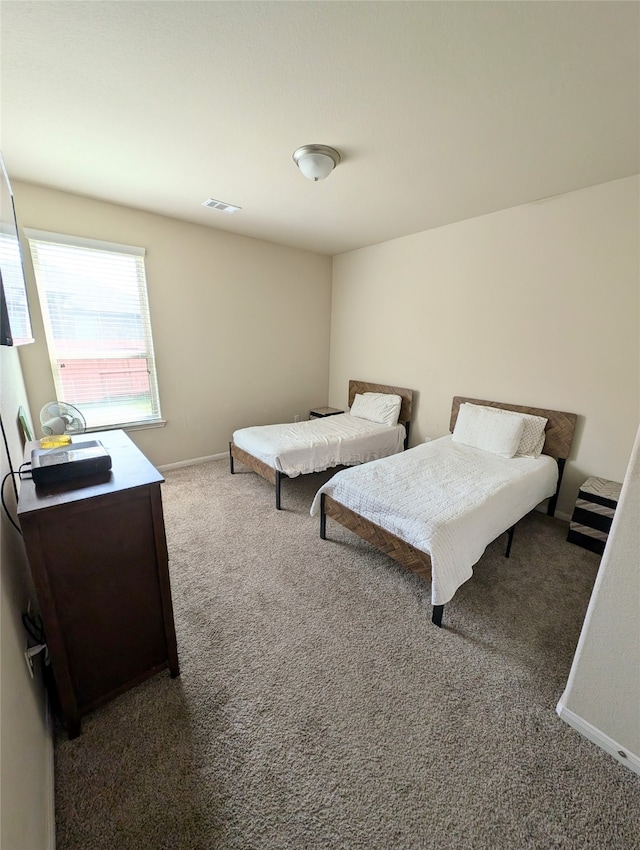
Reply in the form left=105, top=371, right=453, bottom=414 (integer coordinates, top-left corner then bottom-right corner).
left=39, top=401, right=86, bottom=437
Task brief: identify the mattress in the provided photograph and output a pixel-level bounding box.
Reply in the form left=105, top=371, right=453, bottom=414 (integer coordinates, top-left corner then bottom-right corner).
left=310, top=435, right=558, bottom=605
left=232, top=413, right=406, bottom=478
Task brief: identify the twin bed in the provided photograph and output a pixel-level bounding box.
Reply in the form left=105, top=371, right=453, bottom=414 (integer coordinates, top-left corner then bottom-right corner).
left=230, top=387, right=577, bottom=627
left=230, top=380, right=413, bottom=509
left=312, top=396, right=577, bottom=626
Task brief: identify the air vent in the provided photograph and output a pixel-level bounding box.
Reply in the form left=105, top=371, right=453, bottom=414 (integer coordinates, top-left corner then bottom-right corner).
left=201, top=198, right=241, bottom=214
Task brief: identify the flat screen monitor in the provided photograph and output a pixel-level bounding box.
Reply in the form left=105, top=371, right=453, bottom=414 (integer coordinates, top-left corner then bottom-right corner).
left=0, top=153, right=34, bottom=346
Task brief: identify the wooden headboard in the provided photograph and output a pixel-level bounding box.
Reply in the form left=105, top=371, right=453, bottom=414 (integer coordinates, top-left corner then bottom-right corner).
left=450, top=397, right=577, bottom=460
left=348, top=380, right=414, bottom=425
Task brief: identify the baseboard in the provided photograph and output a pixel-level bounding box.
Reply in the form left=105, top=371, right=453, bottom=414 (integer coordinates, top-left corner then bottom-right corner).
left=556, top=700, right=640, bottom=776
left=158, top=452, right=227, bottom=471
left=534, top=504, right=570, bottom=522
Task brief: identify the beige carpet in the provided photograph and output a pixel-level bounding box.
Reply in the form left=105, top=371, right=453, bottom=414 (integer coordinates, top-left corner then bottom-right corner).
left=54, top=458, right=640, bottom=849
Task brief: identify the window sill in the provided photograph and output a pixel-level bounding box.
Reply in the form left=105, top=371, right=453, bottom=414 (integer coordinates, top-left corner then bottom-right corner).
left=85, top=419, right=167, bottom=434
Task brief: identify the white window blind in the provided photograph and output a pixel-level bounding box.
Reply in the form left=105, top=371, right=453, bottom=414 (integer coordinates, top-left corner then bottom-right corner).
left=25, top=228, right=162, bottom=430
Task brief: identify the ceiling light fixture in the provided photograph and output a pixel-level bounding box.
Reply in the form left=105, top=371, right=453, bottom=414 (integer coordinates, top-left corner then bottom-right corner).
left=293, top=144, right=341, bottom=181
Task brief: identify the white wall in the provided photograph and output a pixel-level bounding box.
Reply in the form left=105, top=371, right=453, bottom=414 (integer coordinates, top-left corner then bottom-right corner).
left=13, top=182, right=333, bottom=467
left=557, top=424, right=640, bottom=775
left=329, top=176, right=640, bottom=517
left=0, top=346, right=54, bottom=850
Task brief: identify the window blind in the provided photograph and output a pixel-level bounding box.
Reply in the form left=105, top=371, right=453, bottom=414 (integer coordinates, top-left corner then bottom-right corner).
left=25, top=228, right=162, bottom=430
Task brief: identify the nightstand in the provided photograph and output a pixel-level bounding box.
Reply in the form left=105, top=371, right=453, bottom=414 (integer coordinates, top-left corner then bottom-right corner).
left=567, top=476, right=622, bottom=555
left=309, top=406, right=344, bottom=419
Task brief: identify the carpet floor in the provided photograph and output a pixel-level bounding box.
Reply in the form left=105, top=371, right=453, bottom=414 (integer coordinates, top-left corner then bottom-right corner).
left=54, top=458, right=640, bottom=849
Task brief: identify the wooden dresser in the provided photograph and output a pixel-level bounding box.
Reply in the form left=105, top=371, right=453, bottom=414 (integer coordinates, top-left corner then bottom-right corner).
left=18, top=429, right=179, bottom=737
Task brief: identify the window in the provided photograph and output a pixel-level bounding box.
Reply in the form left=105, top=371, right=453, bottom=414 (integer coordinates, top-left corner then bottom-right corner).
left=26, top=229, right=162, bottom=430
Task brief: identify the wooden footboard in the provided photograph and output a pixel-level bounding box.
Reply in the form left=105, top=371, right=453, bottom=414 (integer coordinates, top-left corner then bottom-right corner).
left=230, top=442, right=276, bottom=485
left=229, top=442, right=286, bottom=509
left=320, top=494, right=444, bottom=625
left=321, top=494, right=433, bottom=583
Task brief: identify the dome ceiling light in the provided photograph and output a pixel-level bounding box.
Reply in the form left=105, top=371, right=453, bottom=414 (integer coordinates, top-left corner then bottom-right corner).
left=293, top=144, right=341, bottom=181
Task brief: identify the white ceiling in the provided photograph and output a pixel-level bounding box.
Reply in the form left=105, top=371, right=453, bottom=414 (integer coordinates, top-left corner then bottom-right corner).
left=1, top=1, right=638, bottom=256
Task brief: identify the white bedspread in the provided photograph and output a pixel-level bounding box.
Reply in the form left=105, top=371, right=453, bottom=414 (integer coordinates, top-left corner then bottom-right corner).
left=232, top=414, right=406, bottom=477
left=310, top=435, right=558, bottom=606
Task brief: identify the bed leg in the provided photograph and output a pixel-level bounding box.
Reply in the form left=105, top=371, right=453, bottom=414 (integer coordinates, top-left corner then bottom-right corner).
left=505, top=525, right=515, bottom=558
left=547, top=458, right=565, bottom=517
left=320, top=494, right=326, bottom=539
left=275, top=471, right=282, bottom=510
left=432, top=605, right=444, bottom=627
left=229, top=442, right=235, bottom=474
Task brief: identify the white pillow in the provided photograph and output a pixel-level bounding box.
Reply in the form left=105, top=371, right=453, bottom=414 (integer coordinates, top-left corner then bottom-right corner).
left=349, top=392, right=402, bottom=426
left=477, top=405, right=548, bottom=458
left=452, top=403, right=525, bottom=458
